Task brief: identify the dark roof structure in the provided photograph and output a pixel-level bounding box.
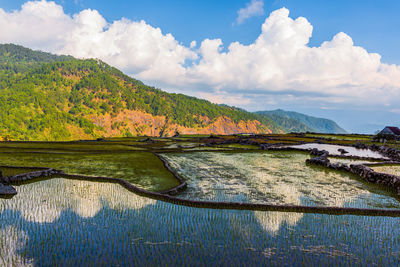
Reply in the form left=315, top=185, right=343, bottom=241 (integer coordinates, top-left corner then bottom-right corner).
left=387, top=127, right=400, bottom=135
left=379, top=126, right=400, bottom=135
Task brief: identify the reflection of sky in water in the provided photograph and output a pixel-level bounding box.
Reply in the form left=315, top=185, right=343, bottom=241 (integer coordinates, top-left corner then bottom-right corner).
left=0, top=179, right=400, bottom=265
left=0, top=178, right=155, bottom=223
left=287, top=143, right=387, bottom=159
left=162, top=152, right=400, bottom=210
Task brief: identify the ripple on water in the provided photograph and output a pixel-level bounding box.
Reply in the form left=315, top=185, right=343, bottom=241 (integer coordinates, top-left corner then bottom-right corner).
left=0, top=178, right=399, bottom=266
left=161, top=151, right=400, bottom=209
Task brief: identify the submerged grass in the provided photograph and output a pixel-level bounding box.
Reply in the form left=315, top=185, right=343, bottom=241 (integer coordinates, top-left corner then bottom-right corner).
left=162, top=150, right=400, bottom=209
left=0, top=141, right=144, bottom=152
left=0, top=178, right=399, bottom=266
left=0, top=152, right=179, bottom=191
left=370, top=164, right=400, bottom=177
left=328, top=157, right=380, bottom=165
left=217, top=144, right=260, bottom=150
left=0, top=167, right=47, bottom=177
left=0, top=133, right=399, bottom=265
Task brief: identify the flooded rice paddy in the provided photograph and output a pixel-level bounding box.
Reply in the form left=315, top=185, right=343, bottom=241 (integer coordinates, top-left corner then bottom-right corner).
left=0, top=167, right=47, bottom=177
left=1, top=133, right=400, bottom=265
left=371, top=164, right=400, bottom=177
left=328, top=157, right=379, bottom=165
left=0, top=152, right=179, bottom=191
left=286, top=143, right=387, bottom=159
left=162, top=151, right=400, bottom=209
left=0, top=178, right=399, bottom=266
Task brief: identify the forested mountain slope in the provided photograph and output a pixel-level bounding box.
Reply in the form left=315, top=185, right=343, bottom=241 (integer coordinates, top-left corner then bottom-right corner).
left=256, top=109, right=347, bottom=134
left=0, top=44, right=281, bottom=141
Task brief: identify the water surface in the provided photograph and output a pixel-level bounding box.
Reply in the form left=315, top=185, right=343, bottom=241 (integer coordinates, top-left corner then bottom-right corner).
left=0, top=178, right=399, bottom=266
left=371, top=164, right=400, bottom=177
left=328, top=157, right=378, bottom=165
left=0, top=152, right=178, bottom=191
left=286, top=143, right=386, bottom=159
left=162, top=151, right=399, bottom=209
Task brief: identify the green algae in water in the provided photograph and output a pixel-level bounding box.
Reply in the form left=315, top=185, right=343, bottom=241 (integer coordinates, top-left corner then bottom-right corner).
left=0, top=152, right=178, bottom=192
left=328, top=157, right=379, bottom=165
left=0, top=178, right=399, bottom=266
left=0, top=141, right=144, bottom=152
left=161, top=151, right=400, bottom=209
left=0, top=167, right=47, bottom=177
left=218, top=144, right=260, bottom=150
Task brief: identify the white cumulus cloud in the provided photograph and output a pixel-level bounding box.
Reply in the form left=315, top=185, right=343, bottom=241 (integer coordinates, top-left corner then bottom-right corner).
left=236, top=0, right=265, bottom=24
left=0, top=1, right=400, bottom=110
left=0, top=0, right=197, bottom=85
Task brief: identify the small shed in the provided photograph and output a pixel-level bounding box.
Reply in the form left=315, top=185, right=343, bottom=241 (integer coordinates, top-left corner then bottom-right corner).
left=379, top=126, right=400, bottom=136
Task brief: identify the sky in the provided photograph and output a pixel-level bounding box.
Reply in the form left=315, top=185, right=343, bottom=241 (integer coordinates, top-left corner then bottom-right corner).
left=0, top=0, right=400, bottom=133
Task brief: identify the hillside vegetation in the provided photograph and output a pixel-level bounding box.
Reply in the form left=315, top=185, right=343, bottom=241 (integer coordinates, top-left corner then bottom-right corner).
left=0, top=44, right=280, bottom=141
left=256, top=109, right=347, bottom=134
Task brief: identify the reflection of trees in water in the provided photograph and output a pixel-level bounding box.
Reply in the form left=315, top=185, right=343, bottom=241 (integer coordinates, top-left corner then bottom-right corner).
left=0, top=179, right=155, bottom=222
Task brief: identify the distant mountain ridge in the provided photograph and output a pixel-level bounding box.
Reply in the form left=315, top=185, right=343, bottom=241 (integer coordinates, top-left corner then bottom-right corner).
left=0, top=44, right=349, bottom=141
left=255, top=109, right=347, bottom=134
left=0, top=43, right=282, bottom=141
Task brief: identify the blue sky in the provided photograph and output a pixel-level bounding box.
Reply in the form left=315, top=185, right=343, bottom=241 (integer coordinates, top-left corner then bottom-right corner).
left=1, top=0, right=398, bottom=63
left=0, top=0, right=400, bottom=133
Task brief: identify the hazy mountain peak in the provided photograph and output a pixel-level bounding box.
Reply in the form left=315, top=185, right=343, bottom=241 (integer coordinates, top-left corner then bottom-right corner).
left=255, top=109, right=347, bottom=134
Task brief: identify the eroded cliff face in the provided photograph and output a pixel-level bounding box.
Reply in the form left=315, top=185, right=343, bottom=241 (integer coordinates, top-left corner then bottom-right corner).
left=87, top=109, right=272, bottom=138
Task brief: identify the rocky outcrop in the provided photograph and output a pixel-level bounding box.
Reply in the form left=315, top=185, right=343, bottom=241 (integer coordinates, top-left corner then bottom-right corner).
left=305, top=148, right=400, bottom=196
left=88, top=110, right=272, bottom=138
left=305, top=150, right=350, bottom=171
left=306, top=149, right=329, bottom=166
left=0, top=152, right=399, bottom=216
left=0, top=170, right=16, bottom=196
left=0, top=168, right=63, bottom=184
left=349, top=164, right=400, bottom=195
left=310, top=148, right=328, bottom=156
left=354, top=142, right=400, bottom=161
left=0, top=167, right=63, bottom=197
left=0, top=183, right=17, bottom=196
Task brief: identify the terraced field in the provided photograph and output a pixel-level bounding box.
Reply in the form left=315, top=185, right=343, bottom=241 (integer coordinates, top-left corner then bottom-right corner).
left=0, top=133, right=399, bottom=265
left=0, top=178, right=399, bottom=266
